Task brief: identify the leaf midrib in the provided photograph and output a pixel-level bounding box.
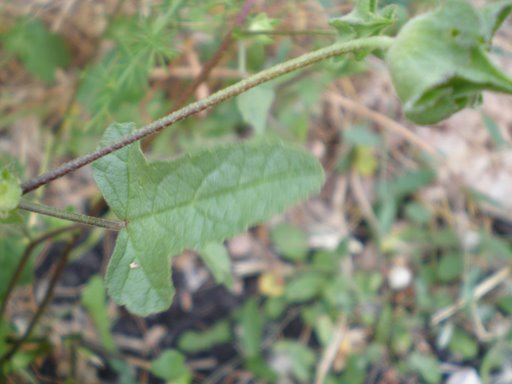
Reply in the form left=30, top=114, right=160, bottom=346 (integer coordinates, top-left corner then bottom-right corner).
left=126, top=168, right=321, bottom=223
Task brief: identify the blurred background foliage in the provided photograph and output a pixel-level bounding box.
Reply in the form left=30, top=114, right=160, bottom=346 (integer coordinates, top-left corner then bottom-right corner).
left=1, top=0, right=512, bottom=383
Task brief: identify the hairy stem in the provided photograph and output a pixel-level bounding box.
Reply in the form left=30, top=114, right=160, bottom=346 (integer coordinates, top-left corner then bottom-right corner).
left=240, top=29, right=336, bottom=37
left=18, top=199, right=125, bottom=230
left=21, top=36, right=394, bottom=194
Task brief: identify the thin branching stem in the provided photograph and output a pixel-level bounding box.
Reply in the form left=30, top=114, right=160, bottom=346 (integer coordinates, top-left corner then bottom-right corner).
left=21, top=36, right=394, bottom=194
left=18, top=199, right=125, bottom=230
left=0, top=232, right=81, bottom=366
left=0, top=225, right=78, bottom=318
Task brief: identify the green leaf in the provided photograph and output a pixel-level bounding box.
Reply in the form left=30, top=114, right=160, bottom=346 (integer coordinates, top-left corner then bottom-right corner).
left=3, top=18, right=71, bottom=83
left=81, top=276, right=115, bottom=352
left=270, top=224, right=308, bottom=262
left=404, top=202, right=431, bottom=224
left=329, top=0, right=397, bottom=44
left=343, top=126, right=381, bottom=146
left=339, top=354, right=368, bottom=384
left=92, top=123, right=324, bottom=315
left=238, top=298, right=263, bottom=359
left=0, top=168, right=22, bottom=217
left=408, top=352, right=441, bottom=384
left=285, top=272, right=324, bottom=303
left=437, top=253, right=463, bottom=283
left=377, top=197, right=397, bottom=234
left=386, top=0, right=512, bottom=125
left=236, top=84, right=275, bottom=134
left=448, top=328, right=479, bottom=359
left=479, top=1, right=512, bottom=46
left=377, top=169, right=434, bottom=200
left=150, top=349, right=192, bottom=384
left=391, top=323, right=413, bottom=355
left=109, top=359, right=138, bottom=384
left=199, top=242, right=233, bottom=288
left=497, top=295, right=512, bottom=315
left=177, top=320, right=231, bottom=353
left=375, top=304, right=393, bottom=343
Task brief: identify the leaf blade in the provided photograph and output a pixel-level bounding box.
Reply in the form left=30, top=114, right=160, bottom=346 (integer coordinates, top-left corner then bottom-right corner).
left=93, top=123, right=324, bottom=315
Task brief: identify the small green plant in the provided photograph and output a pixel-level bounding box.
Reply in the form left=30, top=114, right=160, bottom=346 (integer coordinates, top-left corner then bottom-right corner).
left=1, top=0, right=512, bottom=380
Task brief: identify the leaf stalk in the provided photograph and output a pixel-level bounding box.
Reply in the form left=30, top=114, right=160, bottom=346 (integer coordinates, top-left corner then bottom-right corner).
left=18, top=199, right=125, bottom=230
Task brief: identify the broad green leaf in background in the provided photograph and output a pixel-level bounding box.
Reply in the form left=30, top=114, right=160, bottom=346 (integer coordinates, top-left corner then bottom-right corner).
left=81, top=276, right=115, bottom=352
left=3, top=18, right=70, bottom=83
left=285, top=272, right=324, bottom=303
left=199, top=242, right=233, bottom=288
left=386, top=0, right=512, bottom=125
left=150, top=349, right=192, bottom=384
left=448, top=328, right=479, bottom=359
left=408, top=352, right=441, bottom=384
left=92, top=123, right=324, bottom=315
left=479, top=1, right=512, bottom=47
left=236, top=84, right=275, bottom=135
left=270, top=224, right=308, bottom=262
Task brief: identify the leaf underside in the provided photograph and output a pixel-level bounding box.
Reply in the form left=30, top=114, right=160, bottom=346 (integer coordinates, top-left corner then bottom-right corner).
left=92, top=123, right=324, bottom=315
left=386, top=0, right=512, bottom=125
